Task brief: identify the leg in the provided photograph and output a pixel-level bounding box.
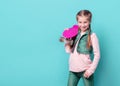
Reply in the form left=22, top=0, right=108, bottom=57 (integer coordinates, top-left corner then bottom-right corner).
left=82, top=74, right=94, bottom=86
left=67, top=71, right=81, bottom=86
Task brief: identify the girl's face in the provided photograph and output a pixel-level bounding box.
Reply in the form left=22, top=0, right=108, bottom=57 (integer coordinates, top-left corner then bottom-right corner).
left=77, top=16, right=90, bottom=32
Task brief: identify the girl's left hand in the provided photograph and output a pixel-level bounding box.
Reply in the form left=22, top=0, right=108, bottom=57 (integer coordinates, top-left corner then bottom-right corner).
left=84, top=71, right=90, bottom=78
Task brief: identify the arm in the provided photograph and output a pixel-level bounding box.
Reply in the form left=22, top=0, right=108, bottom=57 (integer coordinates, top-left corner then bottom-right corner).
left=59, top=36, right=72, bottom=53
left=85, top=33, right=100, bottom=77
left=64, top=43, right=72, bottom=53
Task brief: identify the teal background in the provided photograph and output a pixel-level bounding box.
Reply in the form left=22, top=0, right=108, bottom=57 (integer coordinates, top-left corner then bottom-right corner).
left=0, top=0, right=120, bottom=86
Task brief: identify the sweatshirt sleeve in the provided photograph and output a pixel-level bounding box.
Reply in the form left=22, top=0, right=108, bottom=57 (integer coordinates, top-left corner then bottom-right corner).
left=86, top=33, right=100, bottom=75
left=64, top=44, right=72, bottom=53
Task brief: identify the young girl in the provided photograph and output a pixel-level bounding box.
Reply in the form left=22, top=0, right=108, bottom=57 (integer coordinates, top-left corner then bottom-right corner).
left=65, top=10, right=100, bottom=86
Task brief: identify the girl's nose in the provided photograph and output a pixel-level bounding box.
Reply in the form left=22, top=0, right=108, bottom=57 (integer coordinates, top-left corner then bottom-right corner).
left=81, top=24, right=85, bottom=27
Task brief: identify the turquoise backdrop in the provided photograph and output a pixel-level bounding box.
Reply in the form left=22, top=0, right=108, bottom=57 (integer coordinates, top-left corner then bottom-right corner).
left=0, top=0, right=120, bottom=86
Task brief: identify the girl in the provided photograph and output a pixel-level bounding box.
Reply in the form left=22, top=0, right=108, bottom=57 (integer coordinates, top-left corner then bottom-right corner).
left=65, top=10, right=100, bottom=86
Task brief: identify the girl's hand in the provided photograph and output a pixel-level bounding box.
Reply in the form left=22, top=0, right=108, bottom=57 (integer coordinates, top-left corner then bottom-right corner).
left=84, top=71, right=90, bottom=78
